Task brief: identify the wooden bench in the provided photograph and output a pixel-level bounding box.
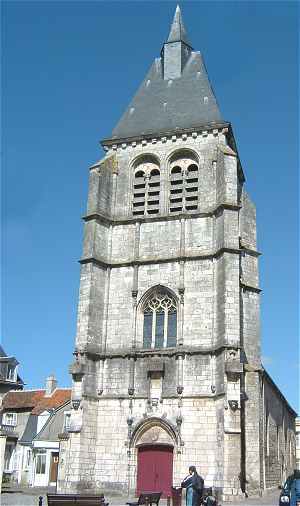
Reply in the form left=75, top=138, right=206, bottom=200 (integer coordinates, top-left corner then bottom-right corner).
left=126, top=492, right=162, bottom=506
left=46, top=493, right=109, bottom=506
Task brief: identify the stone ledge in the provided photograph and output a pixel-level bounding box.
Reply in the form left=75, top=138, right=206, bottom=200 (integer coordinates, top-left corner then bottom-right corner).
left=100, top=121, right=230, bottom=147
left=77, top=342, right=241, bottom=360
left=82, top=202, right=242, bottom=226
left=79, top=246, right=243, bottom=269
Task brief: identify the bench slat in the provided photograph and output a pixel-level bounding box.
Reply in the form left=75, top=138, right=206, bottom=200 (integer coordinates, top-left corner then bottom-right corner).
left=47, top=493, right=108, bottom=506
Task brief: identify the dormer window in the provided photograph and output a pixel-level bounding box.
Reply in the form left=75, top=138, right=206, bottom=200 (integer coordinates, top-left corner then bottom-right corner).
left=7, top=364, right=17, bottom=382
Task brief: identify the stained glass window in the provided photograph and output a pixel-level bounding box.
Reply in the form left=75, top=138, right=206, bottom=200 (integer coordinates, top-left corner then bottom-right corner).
left=143, top=289, right=177, bottom=348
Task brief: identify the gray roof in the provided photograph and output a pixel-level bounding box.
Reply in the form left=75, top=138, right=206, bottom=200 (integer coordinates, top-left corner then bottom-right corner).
left=0, top=346, right=6, bottom=358
left=167, top=5, right=191, bottom=46
left=19, top=414, right=38, bottom=445
left=110, top=6, right=223, bottom=141
left=33, top=401, right=71, bottom=443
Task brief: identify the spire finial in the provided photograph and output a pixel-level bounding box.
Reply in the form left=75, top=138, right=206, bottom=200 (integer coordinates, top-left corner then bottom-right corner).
left=167, top=4, right=192, bottom=47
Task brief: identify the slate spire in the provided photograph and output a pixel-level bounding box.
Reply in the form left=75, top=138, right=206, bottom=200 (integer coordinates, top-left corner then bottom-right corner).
left=162, top=5, right=193, bottom=80
left=167, top=5, right=192, bottom=47
left=109, top=6, right=223, bottom=140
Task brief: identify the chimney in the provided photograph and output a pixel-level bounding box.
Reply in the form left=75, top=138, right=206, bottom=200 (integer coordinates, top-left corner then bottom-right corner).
left=45, top=374, right=57, bottom=396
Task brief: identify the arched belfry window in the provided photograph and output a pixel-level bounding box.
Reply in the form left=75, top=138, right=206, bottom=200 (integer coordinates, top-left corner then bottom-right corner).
left=143, top=288, right=177, bottom=349
left=132, top=155, right=160, bottom=216
left=169, top=150, right=199, bottom=213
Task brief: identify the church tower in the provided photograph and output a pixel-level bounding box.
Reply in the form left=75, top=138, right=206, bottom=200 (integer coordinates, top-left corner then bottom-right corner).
left=59, top=6, right=265, bottom=499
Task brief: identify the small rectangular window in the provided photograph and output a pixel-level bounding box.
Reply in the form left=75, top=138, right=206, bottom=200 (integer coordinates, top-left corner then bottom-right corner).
left=64, top=412, right=71, bottom=431
left=4, top=412, right=17, bottom=426
left=36, top=453, right=46, bottom=474
left=143, top=313, right=153, bottom=348
left=155, top=312, right=164, bottom=348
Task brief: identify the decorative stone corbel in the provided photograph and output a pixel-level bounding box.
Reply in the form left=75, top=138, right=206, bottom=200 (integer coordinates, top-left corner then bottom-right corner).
left=178, top=287, right=185, bottom=304
left=127, top=416, right=134, bottom=439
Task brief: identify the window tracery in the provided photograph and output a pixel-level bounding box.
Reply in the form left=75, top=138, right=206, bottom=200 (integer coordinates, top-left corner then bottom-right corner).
left=143, top=289, right=177, bottom=349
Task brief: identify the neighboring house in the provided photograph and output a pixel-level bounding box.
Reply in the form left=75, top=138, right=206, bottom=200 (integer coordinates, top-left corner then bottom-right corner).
left=0, top=346, right=24, bottom=401
left=296, top=418, right=300, bottom=470
left=1, top=389, right=45, bottom=484
left=0, top=375, right=71, bottom=487
left=32, top=400, right=71, bottom=487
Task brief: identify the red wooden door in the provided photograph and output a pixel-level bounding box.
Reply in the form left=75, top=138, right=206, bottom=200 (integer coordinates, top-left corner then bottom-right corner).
left=137, top=445, right=173, bottom=498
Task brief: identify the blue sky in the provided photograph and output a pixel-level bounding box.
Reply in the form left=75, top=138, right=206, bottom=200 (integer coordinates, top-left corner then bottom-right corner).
left=2, top=1, right=299, bottom=412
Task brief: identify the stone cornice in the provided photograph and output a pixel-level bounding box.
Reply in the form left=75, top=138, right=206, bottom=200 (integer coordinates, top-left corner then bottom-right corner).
left=82, top=202, right=242, bottom=226
left=80, top=342, right=241, bottom=360
left=100, top=121, right=230, bottom=147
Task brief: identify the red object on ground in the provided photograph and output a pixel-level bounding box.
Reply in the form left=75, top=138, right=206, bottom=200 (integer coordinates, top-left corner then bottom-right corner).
left=137, top=445, right=173, bottom=498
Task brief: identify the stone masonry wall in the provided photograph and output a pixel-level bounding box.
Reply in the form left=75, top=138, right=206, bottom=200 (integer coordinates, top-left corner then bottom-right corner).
left=263, top=374, right=296, bottom=488
left=64, top=128, right=258, bottom=498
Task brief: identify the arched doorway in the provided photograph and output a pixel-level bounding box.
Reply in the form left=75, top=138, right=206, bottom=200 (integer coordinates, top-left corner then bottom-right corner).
left=134, top=422, right=176, bottom=497
left=137, top=445, right=173, bottom=497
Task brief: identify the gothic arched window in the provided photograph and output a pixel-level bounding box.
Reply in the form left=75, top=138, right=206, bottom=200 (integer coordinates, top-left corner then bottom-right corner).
left=169, top=150, right=199, bottom=213
left=143, top=289, right=177, bottom=349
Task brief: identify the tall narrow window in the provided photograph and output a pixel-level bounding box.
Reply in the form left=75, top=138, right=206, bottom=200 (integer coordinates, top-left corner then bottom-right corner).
left=132, top=156, right=160, bottom=216
left=185, top=163, right=199, bottom=211
left=148, top=169, right=160, bottom=215
left=169, top=151, right=199, bottom=213
left=170, top=166, right=183, bottom=212
left=143, top=289, right=177, bottom=348
left=143, top=312, right=153, bottom=349
left=133, top=170, right=146, bottom=216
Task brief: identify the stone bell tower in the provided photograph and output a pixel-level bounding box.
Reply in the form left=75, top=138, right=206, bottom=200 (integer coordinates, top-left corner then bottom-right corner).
left=58, top=6, right=263, bottom=500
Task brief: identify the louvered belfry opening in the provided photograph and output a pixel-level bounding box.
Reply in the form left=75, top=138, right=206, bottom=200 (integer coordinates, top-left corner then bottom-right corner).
left=169, top=150, right=199, bottom=213
left=148, top=168, right=160, bottom=215
left=133, top=169, right=146, bottom=216
left=132, top=156, right=160, bottom=216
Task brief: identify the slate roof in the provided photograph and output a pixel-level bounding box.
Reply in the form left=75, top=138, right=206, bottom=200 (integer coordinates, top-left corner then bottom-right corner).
left=167, top=5, right=191, bottom=46
left=110, top=6, right=223, bottom=141
left=19, top=414, right=38, bottom=444
left=34, top=401, right=71, bottom=442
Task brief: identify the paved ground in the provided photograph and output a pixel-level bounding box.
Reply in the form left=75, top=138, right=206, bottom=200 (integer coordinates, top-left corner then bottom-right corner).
left=1, top=488, right=280, bottom=506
